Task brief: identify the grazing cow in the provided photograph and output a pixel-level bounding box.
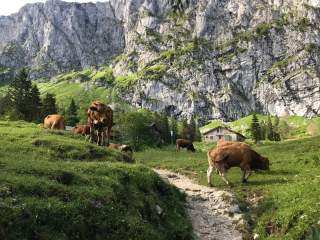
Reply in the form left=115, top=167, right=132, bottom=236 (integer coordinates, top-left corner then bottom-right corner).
left=72, top=125, right=90, bottom=136
left=216, top=139, right=249, bottom=148
left=176, top=139, right=196, bottom=152
left=108, top=143, right=133, bottom=161
left=87, top=101, right=113, bottom=146
left=207, top=144, right=269, bottom=186
left=43, top=114, right=65, bottom=130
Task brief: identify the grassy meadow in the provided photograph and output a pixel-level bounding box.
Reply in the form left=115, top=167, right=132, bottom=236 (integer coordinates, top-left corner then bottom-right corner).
left=0, top=121, right=193, bottom=240
left=135, top=138, right=320, bottom=240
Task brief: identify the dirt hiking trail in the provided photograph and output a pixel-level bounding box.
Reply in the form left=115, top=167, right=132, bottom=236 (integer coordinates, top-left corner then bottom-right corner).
left=154, top=169, right=245, bottom=240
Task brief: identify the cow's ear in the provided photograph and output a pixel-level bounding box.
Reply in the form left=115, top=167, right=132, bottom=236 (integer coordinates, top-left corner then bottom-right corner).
left=90, top=106, right=98, bottom=111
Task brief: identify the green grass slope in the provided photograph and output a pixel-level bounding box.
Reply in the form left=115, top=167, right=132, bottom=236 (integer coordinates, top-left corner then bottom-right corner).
left=37, top=80, right=132, bottom=122
left=136, top=138, right=320, bottom=239
left=0, top=121, right=193, bottom=240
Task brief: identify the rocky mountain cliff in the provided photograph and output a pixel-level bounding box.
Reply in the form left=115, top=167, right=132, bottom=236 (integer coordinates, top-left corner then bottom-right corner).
left=0, top=0, right=320, bottom=121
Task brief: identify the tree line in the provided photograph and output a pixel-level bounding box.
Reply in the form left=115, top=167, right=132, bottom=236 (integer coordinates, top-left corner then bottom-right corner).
left=250, top=113, right=291, bottom=143
left=0, top=68, right=79, bottom=126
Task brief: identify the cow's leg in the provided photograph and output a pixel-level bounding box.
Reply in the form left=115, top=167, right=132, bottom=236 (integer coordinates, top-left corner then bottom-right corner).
left=89, top=126, right=94, bottom=143
left=101, top=130, right=105, bottom=146
left=96, top=132, right=100, bottom=146
left=106, top=127, right=111, bottom=146
left=51, top=120, right=57, bottom=129
left=242, top=169, right=252, bottom=183
left=207, top=166, right=214, bottom=187
left=216, top=165, right=231, bottom=185
left=176, top=144, right=180, bottom=151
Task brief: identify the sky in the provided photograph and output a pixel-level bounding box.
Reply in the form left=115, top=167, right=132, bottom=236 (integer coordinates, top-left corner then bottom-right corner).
left=0, top=0, right=105, bottom=16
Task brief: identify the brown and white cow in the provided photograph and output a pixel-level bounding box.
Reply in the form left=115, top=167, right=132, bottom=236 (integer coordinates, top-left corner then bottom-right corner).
left=207, top=143, right=269, bottom=186
left=43, top=114, right=65, bottom=130
left=87, top=101, right=113, bottom=146
left=176, top=138, right=196, bottom=152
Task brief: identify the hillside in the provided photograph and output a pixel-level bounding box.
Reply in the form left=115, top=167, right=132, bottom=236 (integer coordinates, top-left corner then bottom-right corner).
left=135, top=136, right=320, bottom=239
left=1, top=0, right=320, bottom=120
left=0, top=121, right=193, bottom=240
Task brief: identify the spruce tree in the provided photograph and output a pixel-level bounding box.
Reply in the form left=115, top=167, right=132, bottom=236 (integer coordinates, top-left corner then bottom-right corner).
left=194, top=121, right=202, bottom=142
left=29, top=85, right=42, bottom=122
left=267, top=115, right=274, bottom=140
left=250, top=113, right=260, bottom=143
left=160, top=113, right=170, bottom=144
left=189, top=116, right=196, bottom=141
left=41, top=93, right=57, bottom=118
left=7, top=68, right=32, bottom=120
left=65, top=99, right=79, bottom=126
left=180, top=118, right=190, bottom=139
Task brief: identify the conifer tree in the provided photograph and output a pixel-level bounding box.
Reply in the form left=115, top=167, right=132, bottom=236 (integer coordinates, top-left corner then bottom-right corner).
left=41, top=93, right=57, bottom=118
left=180, top=118, right=190, bottom=139
left=250, top=113, right=260, bottom=143
left=267, top=115, right=274, bottom=140
left=7, top=68, right=32, bottom=120
left=189, top=116, right=196, bottom=141
left=65, top=99, right=79, bottom=126
left=194, top=120, right=202, bottom=142
left=29, top=85, right=42, bottom=122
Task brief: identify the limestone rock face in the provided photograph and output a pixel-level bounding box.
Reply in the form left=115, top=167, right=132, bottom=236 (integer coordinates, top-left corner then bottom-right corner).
left=0, top=0, right=320, bottom=120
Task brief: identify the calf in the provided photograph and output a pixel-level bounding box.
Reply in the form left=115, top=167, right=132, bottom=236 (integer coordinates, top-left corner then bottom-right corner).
left=43, top=114, right=65, bottom=130
left=176, top=139, right=196, bottom=152
left=207, top=144, right=269, bottom=186
left=72, top=125, right=90, bottom=136
left=108, top=143, right=133, bottom=161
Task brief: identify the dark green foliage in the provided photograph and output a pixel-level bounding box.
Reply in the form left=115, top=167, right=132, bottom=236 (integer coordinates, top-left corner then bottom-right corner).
left=297, top=17, right=311, bottom=32
left=154, top=112, right=171, bottom=144
left=251, top=113, right=261, bottom=143
left=30, top=85, right=42, bottom=122
left=5, top=68, right=42, bottom=122
left=0, top=121, right=193, bottom=240
left=180, top=118, right=190, bottom=140
left=259, top=120, right=267, bottom=140
left=41, top=93, right=57, bottom=118
left=168, top=0, right=190, bottom=13
left=256, top=23, right=272, bottom=36
left=194, top=121, right=202, bottom=142
left=266, top=115, right=281, bottom=141
left=188, top=116, right=196, bottom=141
left=65, top=99, right=79, bottom=126
left=116, top=110, right=160, bottom=150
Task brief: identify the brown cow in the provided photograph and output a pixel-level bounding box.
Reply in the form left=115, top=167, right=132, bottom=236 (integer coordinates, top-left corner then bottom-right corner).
left=216, top=139, right=249, bottom=148
left=176, top=139, right=196, bottom=152
left=72, top=125, right=90, bottom=136
left=207, top=144, right=269, bottom=186
left=43, top=114, right=65, bottom=130
left=108, top=143, right=133, bottom=161
left=87, top=101, right=113, bottom=146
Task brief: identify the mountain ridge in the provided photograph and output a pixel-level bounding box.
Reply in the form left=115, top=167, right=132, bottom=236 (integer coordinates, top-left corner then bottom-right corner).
left=0, top=0, right=320, bottom=121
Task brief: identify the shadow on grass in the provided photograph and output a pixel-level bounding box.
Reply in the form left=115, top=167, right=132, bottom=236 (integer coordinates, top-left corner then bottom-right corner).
left=245, top=178, right=288, bottom=186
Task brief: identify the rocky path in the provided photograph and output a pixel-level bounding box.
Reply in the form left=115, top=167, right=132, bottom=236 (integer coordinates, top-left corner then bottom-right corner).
left=154, top=169, right=244, bottom=240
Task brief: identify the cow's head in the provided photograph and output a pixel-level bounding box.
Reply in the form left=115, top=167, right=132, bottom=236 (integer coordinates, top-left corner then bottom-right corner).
left=188, top=144, right=196, bottom=152
left=259, top=156, right=270, bottom=170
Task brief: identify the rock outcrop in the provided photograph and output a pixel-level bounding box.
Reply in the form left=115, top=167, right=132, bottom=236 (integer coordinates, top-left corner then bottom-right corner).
left=0, top=0, right=320, bottom=120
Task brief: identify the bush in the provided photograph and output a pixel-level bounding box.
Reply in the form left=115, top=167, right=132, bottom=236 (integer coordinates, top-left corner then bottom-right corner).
left=256, top=23, right=272, bottom=36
